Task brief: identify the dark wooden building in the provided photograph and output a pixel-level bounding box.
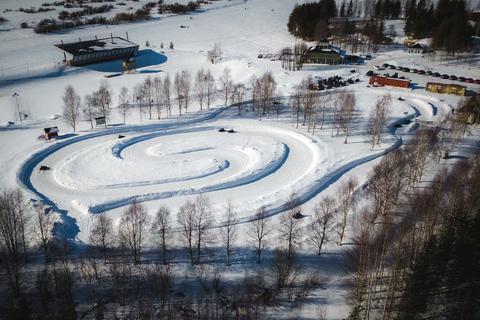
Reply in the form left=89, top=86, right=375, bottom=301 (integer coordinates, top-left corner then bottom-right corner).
left=54, top=35, right=139, bottom=66
left=44, top=127, right=59, bottom=140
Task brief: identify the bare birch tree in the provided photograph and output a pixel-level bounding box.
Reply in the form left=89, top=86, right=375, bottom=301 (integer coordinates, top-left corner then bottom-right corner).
left=205, top=69, right=216, bottom=110
left=118, top=86, right=130, bottom=125
left=365, top=150, right=407, bottom=222
left=163, top=72, right=172, bottom=117
left=89, top=212, right=113, bottom=265
left=195, top=67, right=206, bottom=111
left=343, top=91, right=356, bottom=144
left=174, top=71, right=183, bottom=116
left=151, top=205, right=171, bottom=265
left=83, top=93, right=96, bottom=129
left=134, top=82, right=146, bottom=122
left=62, top=85, right=81, bottom=132
left=220, top=66, right=233, bottom=107
left=248, top=205, right=271, bottom=264
left=118, top=199, right=150, bottom=265
left=177, top=195, right=214, bottom=265
left=279, top=193, right=302, bottom=260
left=255, top=71, right=276, bottom=120
left=143, top=76, right=154, bottom=119
left=35, top=201, right=54, bottom=263
left=0, top=190, right=29, bottom=297
left=177, top=199, right=196, bottom=265
left=220, top=199, right=238, bottom=266
left=308, top=196, right=335, bottom=255
left=367, top=93, right=391, bottom=149
left=231, top=83, right=246, bottom=115
left=193, top=194, right=214, bottom=264
left=337, top=176, right=358, bottom=245
left=181, top=70, right=192, bottom=114
left=207, top=43, right=222, bottom=64
left=95, top=79, right=113, bottom=128
left=153, top=75, right=163, bottom=119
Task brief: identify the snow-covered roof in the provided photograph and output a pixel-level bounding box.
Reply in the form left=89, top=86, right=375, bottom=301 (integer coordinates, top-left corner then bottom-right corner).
left=54, top=36, right=139, bottom=57
left=44, top=126, right=59, bottom=133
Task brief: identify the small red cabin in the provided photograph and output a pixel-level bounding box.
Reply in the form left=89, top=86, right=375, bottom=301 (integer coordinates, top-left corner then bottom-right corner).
left=44, top=127, right=59, bottom=140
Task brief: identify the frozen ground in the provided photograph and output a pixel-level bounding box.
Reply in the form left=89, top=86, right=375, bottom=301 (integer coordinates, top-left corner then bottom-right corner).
left=1, top=0, right=480, bottom=318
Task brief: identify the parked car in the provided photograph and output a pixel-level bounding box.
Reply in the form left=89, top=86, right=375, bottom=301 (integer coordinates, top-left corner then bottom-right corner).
left=458, top=76, right=466, bottom=82
left=449, top=75, right=457, bottom=80
left=466, top=78, right=474, bottom=83
left=373, top=65, right=380, bottom=70
left=402, top=67, right=410, bottom=72
left=388, top=65, right=396, bottom=69
left=366, top=70, right=374, bottom=76
left=432, top=72, right=440, bottom=77
left=474, top=79, right=480, bottom=84
left=425, top=70, right=433, bottom=75
left=411, top=68, right=418, bottom=73
left=396, top=66, right=403, bottom=70
left=399, top=76, right=406, bottom=79
left=391, top=73, right=398, bottom=78
left=382, top=63, right=389, bottom=68
left=441, top=74, right=449, bottom=79
left=418, top=70, right=426, bottom=75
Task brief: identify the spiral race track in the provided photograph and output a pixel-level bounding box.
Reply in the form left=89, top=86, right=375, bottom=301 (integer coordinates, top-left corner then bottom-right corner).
left=17, top=105, right=403, bottom=241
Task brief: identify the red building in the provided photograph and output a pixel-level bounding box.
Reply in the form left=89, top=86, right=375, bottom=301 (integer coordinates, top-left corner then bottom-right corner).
left=369, top=76, right=410, bottom=88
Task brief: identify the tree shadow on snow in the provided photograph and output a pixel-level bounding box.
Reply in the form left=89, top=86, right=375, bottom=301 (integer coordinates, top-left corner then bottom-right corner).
left=84, top=49, right=167, bottom=73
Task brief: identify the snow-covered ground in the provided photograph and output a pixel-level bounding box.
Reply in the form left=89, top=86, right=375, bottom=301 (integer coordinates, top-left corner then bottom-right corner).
left=1, top=0, right=480, bottom=318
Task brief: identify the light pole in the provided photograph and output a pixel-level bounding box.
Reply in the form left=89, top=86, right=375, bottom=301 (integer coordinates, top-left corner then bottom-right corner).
left=12, top=93, right=22, bottom=124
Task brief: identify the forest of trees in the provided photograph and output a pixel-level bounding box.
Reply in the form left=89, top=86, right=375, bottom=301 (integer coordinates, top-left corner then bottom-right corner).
left=287, top=0, right=338, bottom=40
left=287, top=0, right=475, bottom=55
left=404, top=0, right=474, bottom=53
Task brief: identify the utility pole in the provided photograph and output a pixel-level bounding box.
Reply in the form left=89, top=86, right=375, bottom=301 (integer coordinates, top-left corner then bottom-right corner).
left=12, top=93, right=22, bottom=124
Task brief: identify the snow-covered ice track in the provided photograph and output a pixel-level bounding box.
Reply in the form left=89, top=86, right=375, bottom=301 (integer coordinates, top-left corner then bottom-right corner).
left=17, top=105, right=404, bottom=240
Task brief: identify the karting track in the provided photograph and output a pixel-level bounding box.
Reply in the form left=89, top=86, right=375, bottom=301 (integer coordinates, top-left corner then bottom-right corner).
left=17, top=101, right=407, bottom=241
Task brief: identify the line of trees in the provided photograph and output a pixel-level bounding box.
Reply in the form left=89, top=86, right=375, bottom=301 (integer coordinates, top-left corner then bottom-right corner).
left=0, top=189, right=343, bottom=319
left=343, top=115, right=480, bottom=319
left=34, top=0, right=205, bottom=33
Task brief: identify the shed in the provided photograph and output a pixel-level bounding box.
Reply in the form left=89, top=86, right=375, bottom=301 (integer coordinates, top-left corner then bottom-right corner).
left=44, top=127, right=59, bottom=140
left=369, top=76, right=410, bottom=88
left=54, top=35, right=139, bottom=66
left=408, top=43, right=426, bottom=54
left=426, top=82, right=466, bottom=96
left=95, top=116, right=106, bottom=126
